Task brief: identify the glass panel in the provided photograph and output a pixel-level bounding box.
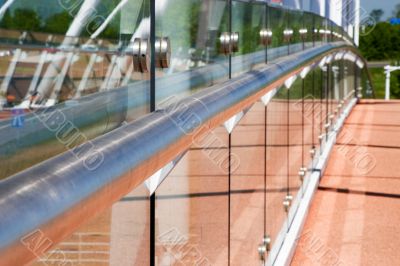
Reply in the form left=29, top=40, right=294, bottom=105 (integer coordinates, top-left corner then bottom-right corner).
left=282, top=8, right=291, bottom=57
left=287, top=9, right=303, bottom=54
left=0, top=0, right=82, bottom=45
left=312, top=68, right=323, bottom=156
left=265, top=87, right=287, bottom=248
left=303, top=72, right=314, bottom=185
left=2, top=49, right=38, bottom=103
left=326, top=63, right=333, bottom=134
left=337, top=60, right=345, bottom=116
left=267, top=5, right=286, bottom=61
left=0, top=0, right=150, bottom=104
left=331, top=60, right=341, bottom=125
left=231, top=1, right=266, bottom=77
left=314, top=15, right=324, bottom=46
left=320, top=64, right=328, bottom=154
left=343, top=61, right=350, bottom=108
left=0, top=2, right=373, bottom=266
left=155, top=0, right=229, bottom=105
left=287, top=78, right=303, bottom=225
left=303, top=12, right=314, bottom=50
left=0, top=58, right=150, bottom=180
left=346, top=60, right=354, bottom=104
left=0, top=1, right=144, bottom=46
left=0, top=1, right=150, bottom=180
left=230, top=101, right=265, bottom=265
left=68, top=51, right=111, bottom=99
left=361, top=67, right=373, bottom=99
left=32, top=184, right=150, bottom=266
left=155, top=126, right=229, bottom=265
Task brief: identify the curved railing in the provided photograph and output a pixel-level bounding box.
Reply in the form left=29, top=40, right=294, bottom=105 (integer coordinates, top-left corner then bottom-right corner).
left=0, top=42, right=357, bottom=180
left=0, top=41, right=373, bottom=265
left=0, top=1, right=358, bottom=181
left=0, top=1, right=374, bottom=265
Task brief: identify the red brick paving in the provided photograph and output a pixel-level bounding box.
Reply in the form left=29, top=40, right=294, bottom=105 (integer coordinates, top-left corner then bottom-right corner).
left=291, top=100, right=400, bottom=266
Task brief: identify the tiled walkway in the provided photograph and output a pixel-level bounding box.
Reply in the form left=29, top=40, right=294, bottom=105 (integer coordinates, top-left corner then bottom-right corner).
left=291, top=100, right=400, bottom=266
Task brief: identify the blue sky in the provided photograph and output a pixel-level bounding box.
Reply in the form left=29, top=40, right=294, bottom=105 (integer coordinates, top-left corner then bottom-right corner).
left=362, top=0, right=398, bottom=20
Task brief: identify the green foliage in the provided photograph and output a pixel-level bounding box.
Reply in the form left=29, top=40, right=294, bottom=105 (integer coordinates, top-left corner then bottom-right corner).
left=359, top=22, right=400, bottom=61
left=390, top=70, right=400, bottom=98
left=367, top=68, right=386, bottom=99
left=1, top=8, right=69, bottom=35
left=88, top=0, right=121, bottom=39
left=370, top=9, right=384, bottom=23
left=360, top=21, right=400, bottom=99
left=0, top=10, right=11, bottom=30
left=367, top=68, right=400, bottom=99
left=1, top=8, right=41, bottom=31
left=158, top=0, right=200, bottom=53
left=237, top=4, right=259, bottom=54
left=0, top=2, right=120, bottom=40
left=42, top=11, right=72, bottom=34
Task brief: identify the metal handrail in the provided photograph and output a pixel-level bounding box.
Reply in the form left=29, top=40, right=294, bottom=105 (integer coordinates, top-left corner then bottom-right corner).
left=0, top=42, right=373, bottom=265
left=0, top=42, right=308, bottom=180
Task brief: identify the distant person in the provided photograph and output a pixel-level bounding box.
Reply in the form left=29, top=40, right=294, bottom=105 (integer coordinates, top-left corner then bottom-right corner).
left=29, top=91, right=39, bottom=109
left=5, top=94, right=15, bottom=108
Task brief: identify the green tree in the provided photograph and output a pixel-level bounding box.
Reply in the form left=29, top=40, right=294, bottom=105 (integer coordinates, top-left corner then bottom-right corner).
left=9, top=9, right=41, bottom=31
left=359, top=22, right=400, bottom=61
left=392, top=4, right=400, bottom=18
left=0, top=10, right=13, bottom=29
left=89, top=0, right=121, bottom=39
left=391, top=71, right=400, bottom=98
left=43, top=11, right=73, bottom=34
left=370, top=9, right=384, bottom=22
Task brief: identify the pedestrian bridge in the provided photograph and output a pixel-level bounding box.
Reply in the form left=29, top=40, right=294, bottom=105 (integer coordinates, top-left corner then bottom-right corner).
left=0, top=1, right=388, bottom=266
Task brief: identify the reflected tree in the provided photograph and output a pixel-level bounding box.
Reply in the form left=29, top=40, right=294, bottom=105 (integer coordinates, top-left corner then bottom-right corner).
left=1, top=8, right=40, bottom=31
left=370, top=9, right=384, bottom=23
left=43, top=11, right=73, bottom=34
left=360, top=22, right=400, bottom=61
left=392, top=4, right=400, bottom=19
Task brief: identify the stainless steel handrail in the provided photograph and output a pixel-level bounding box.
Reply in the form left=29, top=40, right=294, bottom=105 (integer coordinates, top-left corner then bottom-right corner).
left=0, top=42, right=312, bottom=180
left=0, top=42, right=373, bottom=265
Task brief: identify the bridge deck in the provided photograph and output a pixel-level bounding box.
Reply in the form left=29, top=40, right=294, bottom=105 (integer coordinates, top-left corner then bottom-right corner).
left=291, top=100, right=400, bottom=266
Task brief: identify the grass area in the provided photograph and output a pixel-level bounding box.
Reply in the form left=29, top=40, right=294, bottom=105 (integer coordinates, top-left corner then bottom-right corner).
left=368, top=68, right=387, bottom=99
left=368, top=67, right=400, bottom=99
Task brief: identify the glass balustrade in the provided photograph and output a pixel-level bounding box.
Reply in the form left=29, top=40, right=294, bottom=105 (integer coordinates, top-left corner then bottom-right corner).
left=0, top=1, right=370, bottom=265
left=265, top=86, right=289, bottom=255
left=0, top=1, right=353, bottom=180
left=21, top=55, right=366, bottom=265
left=31, top=183, right=151, bottom=266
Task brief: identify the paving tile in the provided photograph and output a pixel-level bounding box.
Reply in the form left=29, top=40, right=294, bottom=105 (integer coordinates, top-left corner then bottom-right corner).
left=291, top=100, right=400, bottom=266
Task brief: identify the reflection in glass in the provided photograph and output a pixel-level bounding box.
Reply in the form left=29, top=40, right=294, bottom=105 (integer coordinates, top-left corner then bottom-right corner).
left=303, top=71, right=315, bottom=181
left=0, top=0, right=151, bottom=180
left=230, top=102, right=265, bottom=265
left=156, top=126, right=229, bottom=265
left=155, top=0, right=229, bottom=105
left=33, top=184, right=150, bottom=266
left=287, top=78, right=303, bottom=226
left=231, top=1, right=266, bottom=76
left=267, top=5, right=285, bottom=60
left=265, top=87, right=287, bottom=248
